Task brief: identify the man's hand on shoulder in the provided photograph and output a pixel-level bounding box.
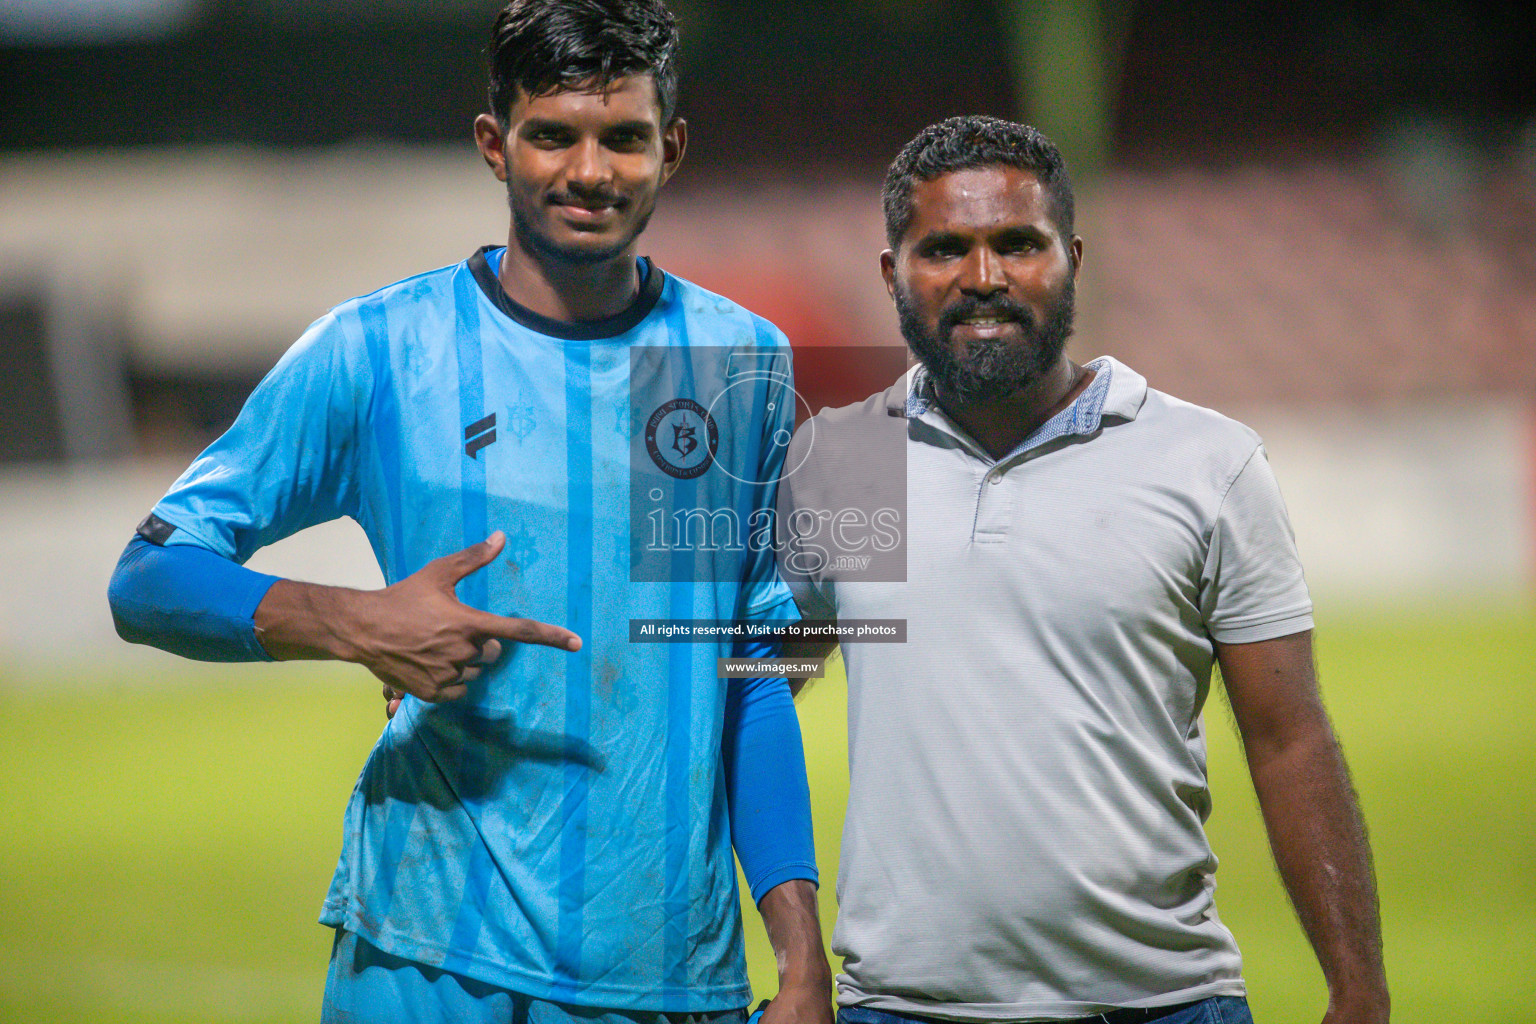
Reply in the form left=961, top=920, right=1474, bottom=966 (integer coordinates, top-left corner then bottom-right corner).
left=256, top=532, right=580, bottom=707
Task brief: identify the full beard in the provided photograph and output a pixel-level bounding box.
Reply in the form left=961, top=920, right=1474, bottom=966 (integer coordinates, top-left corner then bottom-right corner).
left=896, top=278, right=1076, bottom=405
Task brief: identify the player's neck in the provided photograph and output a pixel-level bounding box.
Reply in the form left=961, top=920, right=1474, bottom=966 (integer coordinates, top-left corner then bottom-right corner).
left=497, top=240, right=641, bottom=324
left=937, top=358, right=1092, bottom=462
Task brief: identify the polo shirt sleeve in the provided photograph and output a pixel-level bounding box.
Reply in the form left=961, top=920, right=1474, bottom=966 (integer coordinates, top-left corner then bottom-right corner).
left=149, top=312, right=371, bottom=564
left=1198, top=443, right=1314, bottom=644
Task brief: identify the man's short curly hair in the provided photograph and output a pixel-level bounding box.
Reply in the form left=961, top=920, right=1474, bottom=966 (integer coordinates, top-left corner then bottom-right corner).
left=488, top=0, right=680, bottom=126
left=883, top=117, right=1075, bottom=251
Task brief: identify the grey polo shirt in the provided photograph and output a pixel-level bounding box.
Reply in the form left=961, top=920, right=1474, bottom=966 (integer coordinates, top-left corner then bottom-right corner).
left=777, top=357, right=1313, bottom=1020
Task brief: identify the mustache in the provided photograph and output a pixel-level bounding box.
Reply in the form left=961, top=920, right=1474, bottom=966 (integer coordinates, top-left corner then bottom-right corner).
left=938, top=295, right=1036, bottom=336
left=546, top=186, right=626, bottom=208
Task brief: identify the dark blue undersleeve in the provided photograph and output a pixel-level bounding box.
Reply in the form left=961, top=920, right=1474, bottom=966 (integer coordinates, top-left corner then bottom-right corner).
left=108, top=536, right=280, bottom=662
left=723, top=636, right=819, bottom=902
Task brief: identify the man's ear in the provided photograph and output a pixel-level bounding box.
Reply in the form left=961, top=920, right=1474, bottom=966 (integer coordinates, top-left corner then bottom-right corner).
left=1069, top=235, right=1084, bottom=278
left=474, top=113, right=509, bottom=182
left=880, top=249, right=898, bottom=300
left=659, top=118, right=688, bottom=186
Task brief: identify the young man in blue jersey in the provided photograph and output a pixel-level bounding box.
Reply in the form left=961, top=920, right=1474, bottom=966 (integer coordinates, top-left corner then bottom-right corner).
left=107, top=2, right=832, bottom=1022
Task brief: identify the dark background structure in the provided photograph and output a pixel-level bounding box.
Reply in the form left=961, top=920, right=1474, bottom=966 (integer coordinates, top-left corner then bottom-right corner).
left=3, top=1, right=1533, bottom=163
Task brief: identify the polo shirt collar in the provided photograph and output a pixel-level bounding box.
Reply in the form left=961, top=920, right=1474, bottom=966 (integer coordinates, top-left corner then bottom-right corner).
left=888, top=355, right=1149, bottom=458
left=1098, top=355, right=1149, bottom=422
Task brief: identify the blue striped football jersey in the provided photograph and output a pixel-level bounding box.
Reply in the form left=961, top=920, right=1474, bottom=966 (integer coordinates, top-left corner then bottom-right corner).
left=150, top=247, right=798, bottom=1010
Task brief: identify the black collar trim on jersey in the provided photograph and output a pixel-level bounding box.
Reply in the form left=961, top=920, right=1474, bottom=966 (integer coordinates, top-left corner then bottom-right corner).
left=468, top=244, right=665, bottom=341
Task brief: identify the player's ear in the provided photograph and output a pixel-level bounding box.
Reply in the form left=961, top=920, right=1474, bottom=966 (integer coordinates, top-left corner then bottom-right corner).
left=474, top=113, right=510, bottom=182
left=880, top=249, right=897, bottom=300
left=659, top=118, right=687, bottom=186
left=1069, top=235, right=1084, bottom=278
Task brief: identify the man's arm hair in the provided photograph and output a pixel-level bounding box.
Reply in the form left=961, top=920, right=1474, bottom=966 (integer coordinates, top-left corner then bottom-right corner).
left=1218, top=631, right=1389, bottom=1024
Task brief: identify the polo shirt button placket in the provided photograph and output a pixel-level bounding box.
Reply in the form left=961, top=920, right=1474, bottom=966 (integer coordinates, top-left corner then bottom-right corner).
left=973, top=466, right=1011, bottom=542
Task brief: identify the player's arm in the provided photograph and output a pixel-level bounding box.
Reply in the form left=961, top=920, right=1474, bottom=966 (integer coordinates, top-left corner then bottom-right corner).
left=111, top=530, right=579, bottom=703
left=770, top=412, right=840, bottom=701
left=756, top=879, right=832, bottom=1024
left=723, top=637, right=832, bottom=1024
left=724, top=347, right=830, bottom=1023
left=108, top=308, right=579, bottom=701
left=253, top=532, right=580, bottom=702
left=1217, top=631, right=1389, bottom=1024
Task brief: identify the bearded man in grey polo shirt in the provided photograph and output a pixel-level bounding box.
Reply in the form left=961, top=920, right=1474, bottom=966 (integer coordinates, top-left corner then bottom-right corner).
left=775, top=118, right=1389, bottom=1024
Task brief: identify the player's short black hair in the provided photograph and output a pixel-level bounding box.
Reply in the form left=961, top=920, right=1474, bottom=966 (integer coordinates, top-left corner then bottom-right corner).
left=488, top=0, right=680, bottom=126
left=883, top=116, right=1075, bottom=251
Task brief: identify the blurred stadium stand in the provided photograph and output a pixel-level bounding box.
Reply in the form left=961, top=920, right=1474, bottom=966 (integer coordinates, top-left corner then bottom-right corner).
left=0, top=266, right=133, bottom=463
left=4, top=142, right=1533, bottom=456
left=1093, top=151, right=1536, bottom=407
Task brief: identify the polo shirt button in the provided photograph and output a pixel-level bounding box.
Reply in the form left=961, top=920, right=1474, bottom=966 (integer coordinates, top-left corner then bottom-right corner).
left=988, top=471, right=1003, bottom=484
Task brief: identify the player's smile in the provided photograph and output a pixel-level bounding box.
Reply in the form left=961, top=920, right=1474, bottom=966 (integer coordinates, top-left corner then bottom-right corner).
left=548, top=189, right=627, bottom=228
left=951, top=317, right=1016, bottom=340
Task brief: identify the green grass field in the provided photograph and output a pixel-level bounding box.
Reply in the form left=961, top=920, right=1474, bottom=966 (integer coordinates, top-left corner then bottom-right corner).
left=1, top=603, right=1531, bottom=1023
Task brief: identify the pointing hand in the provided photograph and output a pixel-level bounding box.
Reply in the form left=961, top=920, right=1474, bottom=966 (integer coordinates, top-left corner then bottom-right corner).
left=352, top=531, right=580, bottom=707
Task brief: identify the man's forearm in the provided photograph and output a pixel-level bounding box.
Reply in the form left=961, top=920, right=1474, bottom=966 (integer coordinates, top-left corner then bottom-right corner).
left=108, top=533, right=377, bottom=666
left=721, top=665, right=818, bottom=900
left=1219, top=633, right=1387, bottom=1022
left=1246, top=721, right=1388, bottom=1020
left=724, top=636, right=831, bottom=1024
left=253, top=578, right=374, bottom=662
left=758, top=880, right=833, bottom=1020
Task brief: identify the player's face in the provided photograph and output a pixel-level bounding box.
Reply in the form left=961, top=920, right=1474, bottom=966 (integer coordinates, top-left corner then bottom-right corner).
left=475, top=75, right=686, bottom=266
left=882, top=165, right=1082, bottom=404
